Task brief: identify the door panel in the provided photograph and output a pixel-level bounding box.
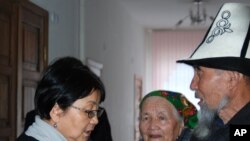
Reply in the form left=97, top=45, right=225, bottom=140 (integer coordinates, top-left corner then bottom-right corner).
left=0, top=1, right=48, bottom=140
left=0, top=1, right=17, bottom=140
left=16, top=1, right=48, bottom=136
left=0, top=14, right=11, bottom=66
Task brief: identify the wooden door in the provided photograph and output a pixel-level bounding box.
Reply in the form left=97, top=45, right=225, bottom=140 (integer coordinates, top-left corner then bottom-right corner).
left=0, top=1, right=18, bottom=140
left=16, top=0, right=48, bottom=136
left=0, top=0, right=48, bottom=139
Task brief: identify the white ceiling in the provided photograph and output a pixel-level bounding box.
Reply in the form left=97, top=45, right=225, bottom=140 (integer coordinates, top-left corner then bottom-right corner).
left=117, top=0, right=250, bottom=29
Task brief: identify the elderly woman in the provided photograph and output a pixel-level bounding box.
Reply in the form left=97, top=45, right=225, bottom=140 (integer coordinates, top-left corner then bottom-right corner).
left=17, top=56, right=105, bottom=141
left=139, top=90, right=198, bottom=141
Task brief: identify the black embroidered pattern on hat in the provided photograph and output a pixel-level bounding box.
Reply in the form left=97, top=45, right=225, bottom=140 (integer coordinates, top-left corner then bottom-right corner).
left=206, top=10, right=233, bottom=43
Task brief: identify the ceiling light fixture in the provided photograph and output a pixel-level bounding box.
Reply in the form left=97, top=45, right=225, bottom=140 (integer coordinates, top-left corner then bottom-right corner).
left=176, top=0, right=214, bottom=27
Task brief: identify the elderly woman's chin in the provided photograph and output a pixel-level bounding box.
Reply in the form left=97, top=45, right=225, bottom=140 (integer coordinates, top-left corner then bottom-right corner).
left=143, top=134, right=175, bottom=141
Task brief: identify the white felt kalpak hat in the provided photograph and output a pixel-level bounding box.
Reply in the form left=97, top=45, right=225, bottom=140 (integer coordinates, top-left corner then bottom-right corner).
left=177, top=3, right=250, bottom=76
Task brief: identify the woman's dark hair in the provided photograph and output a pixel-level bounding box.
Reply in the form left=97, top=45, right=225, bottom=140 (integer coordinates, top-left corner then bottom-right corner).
left=34, top=56, right=105, bottom=119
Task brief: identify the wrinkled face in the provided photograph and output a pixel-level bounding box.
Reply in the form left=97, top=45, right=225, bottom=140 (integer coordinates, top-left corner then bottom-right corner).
left=55, top=90, right=101, bottom=141
left=139, top=96, right=183, bottom=141
left=190, top=66, right=230, bottom=110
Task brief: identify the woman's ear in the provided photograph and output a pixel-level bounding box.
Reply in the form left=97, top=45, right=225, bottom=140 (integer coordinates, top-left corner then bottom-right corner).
left=176, top=121, right=184, bottom=140
left=178, top=121, right=184, bottom=136
left=50, top=103, right=64, bottom=123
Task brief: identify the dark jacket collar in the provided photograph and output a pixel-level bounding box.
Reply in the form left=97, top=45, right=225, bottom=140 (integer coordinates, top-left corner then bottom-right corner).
left=227, top=102, right=250, bottom=125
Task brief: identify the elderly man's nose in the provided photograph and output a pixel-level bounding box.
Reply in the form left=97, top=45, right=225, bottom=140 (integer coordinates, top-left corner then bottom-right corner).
left=190, top=76, right=198, bottom=91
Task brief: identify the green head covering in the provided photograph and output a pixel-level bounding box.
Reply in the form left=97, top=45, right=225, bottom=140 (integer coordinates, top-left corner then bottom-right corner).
left=140, top=90, right=198, bottom=129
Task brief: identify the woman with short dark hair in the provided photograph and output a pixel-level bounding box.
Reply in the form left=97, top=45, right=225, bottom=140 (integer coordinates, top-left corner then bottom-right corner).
left=17, top=56, right=105, bottom=141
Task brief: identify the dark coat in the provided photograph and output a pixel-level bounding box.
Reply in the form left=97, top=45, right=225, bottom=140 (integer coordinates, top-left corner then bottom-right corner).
left=90, top=108, right=113, bottom=141
left=177, top=127, right=192, bottom=141
left=190, top=102, right=250, bottom=141
left=16, top=133, right=38, bottom=141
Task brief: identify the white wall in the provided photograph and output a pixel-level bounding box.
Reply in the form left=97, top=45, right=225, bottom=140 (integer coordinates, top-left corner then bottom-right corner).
left=30, top=0, right=83, bottom=62
left=85, top=0, right=145, bottom=141
left=21, top=1, right=250, bottom=140
left=29, top=0, right=146, bottom=140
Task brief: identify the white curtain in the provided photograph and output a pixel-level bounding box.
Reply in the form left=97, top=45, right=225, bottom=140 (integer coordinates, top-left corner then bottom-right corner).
left=146, top=29, right=206, bottom=108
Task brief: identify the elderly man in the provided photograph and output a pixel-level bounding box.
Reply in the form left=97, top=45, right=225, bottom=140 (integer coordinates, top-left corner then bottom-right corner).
left=177, top=3, right=250, bottom=141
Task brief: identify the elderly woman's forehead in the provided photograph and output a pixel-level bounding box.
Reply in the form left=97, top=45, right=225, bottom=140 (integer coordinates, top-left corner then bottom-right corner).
left=142, top=96, right=174, bottom=108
